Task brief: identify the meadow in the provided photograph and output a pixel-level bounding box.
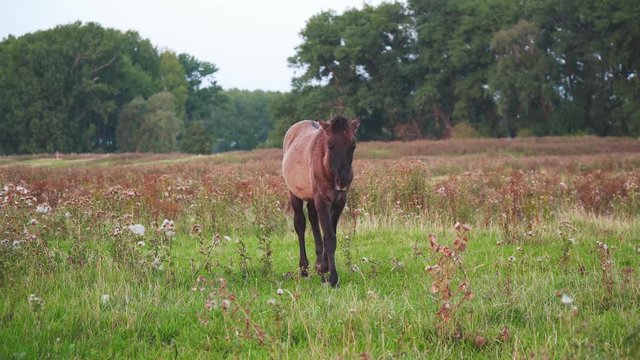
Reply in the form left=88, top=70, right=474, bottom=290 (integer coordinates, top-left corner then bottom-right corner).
left=1, top=136, right=640, bottom=359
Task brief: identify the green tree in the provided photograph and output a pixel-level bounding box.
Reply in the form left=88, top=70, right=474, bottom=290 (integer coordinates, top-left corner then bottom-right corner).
left=209, top=89, right=282, bottom=152
left=0, top=22, right=162, bottom=153
left=159, top=51, right=188, bottom=120
left=115, top=92, right=181, bottom=152
left=115, top=96, right=148, bottom=152
left=287, top=3, right=415, bottom=140
left=181, top=121, right=213, bottom=154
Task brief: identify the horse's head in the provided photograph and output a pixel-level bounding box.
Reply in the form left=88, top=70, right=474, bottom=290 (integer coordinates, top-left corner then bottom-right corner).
left=320, top=116, right=360, bottom=191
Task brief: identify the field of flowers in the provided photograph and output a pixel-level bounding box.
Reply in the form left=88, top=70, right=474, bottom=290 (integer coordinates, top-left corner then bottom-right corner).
left=1, top=136, right=640, bottom=358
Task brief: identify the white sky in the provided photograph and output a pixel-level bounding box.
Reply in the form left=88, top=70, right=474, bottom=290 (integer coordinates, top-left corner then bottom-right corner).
left=1, top=0, right=397, bottom=92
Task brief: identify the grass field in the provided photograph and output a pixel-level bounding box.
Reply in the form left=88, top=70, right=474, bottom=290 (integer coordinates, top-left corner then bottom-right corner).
left=1, top=137, right=640, bottom=359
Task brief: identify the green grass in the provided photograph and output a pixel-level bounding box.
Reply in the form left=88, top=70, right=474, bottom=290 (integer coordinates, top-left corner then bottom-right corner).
left=2, top=215, right=639, bottom=359
left=1, top=139, right=640, bottom=358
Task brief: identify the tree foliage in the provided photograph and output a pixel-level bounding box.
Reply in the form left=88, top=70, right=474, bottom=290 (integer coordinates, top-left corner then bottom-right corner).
left=209, top=89, right=283, bottom=152
left=272, top=0, right=640, bottom=140
left=0, top=22, right=230, bottom=154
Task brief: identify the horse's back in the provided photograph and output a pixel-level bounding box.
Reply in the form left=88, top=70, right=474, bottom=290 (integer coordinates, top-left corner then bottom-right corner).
left=282, top=120, right=320, bottom=201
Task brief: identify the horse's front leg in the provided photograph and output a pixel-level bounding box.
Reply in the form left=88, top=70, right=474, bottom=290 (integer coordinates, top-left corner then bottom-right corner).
left=314, top=197, right=339, bottom=287
left=306, top=201, right=324, bottom=275
left=331, top=193, right=347, bottom=234
left=290, top=193, right=309, bottom=277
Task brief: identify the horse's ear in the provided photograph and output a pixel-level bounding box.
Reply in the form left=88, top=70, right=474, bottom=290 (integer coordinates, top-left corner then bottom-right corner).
left=350, top=119, right=360, bottom=133
left=319, top=121, right=331, bottom=133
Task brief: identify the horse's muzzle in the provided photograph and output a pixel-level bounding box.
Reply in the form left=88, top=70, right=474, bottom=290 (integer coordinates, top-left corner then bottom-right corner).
left=335, top=185, right=348, bottom=191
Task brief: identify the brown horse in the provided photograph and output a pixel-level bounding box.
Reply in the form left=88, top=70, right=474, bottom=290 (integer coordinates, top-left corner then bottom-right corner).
left=282, top=116, right=360, bottom=287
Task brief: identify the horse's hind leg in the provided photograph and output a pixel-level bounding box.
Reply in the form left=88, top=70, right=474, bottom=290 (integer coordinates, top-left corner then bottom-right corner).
left=291, top=193, right=309, bottom=277
left=306, top=201, right=324, bottom=276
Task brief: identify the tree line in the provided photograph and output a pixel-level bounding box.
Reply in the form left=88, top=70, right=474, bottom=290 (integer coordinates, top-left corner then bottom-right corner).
left=269, top=0, right=639, bottom=142
left=0, top=22, right=281, bottom=154
left=1, top=0, right=639, bottom=154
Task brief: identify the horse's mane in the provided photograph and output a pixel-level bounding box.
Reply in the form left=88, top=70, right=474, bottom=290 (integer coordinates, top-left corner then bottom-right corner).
left=330, top=116, right=350, bottom=133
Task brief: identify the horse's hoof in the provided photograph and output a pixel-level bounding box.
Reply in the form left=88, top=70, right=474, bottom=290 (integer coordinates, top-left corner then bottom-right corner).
left=329, top=274, right=339, bottom=288
left=301, top=267, right=309, bottom=277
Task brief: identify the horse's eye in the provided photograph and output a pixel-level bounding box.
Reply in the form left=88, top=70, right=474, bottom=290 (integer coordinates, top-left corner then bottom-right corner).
left=328, top=144, right=334, bottom=150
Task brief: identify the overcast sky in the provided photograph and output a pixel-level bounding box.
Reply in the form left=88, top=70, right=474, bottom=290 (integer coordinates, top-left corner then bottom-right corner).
left=1, top=0, right=397, bottom=92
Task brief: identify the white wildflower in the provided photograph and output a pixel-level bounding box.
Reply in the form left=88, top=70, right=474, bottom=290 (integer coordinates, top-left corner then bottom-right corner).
left=221, top=299, right=231, bottom=310
left=29, top=218, right=38, bottom=226
left=276, top=288, right=284, bottom=296
left=561, top=293, right=573, bottom=305
left=508, top=256, right=516, bottom=262
left=101, top=294, right=110, bottom=304
left=152, top=257, right=163, bottom=270
left=35, top=203, right=50, bottom=214
left=136, top=241, right=146, bottom=247
left=267, top=298, right=277, bottom=306
left=128, top=224, right=145, bottom=236
left=1, top=239, right=8, bottom=246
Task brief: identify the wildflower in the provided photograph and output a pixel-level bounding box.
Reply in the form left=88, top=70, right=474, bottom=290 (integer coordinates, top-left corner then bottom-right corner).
left=12, top=240, right=23, bottom=248
left=516, top=246, right=523, bottom=252
left=367, top=290, right=377, bottom=299
left=425, top=264, right=440, bottom=272
left=101, top=294, right=110, bottom=304
left=111, top=227, right=122, bottom=236
left=28, top=294, right=44, bottom=311
left=1, top=239, right=8, bottom=246
left=160, top=219, right=174, bottom=230
left=190, top=224, right=203, bottom=237
left=136, top=241, right=145, bottom=247
left=508, top=256, right=516, bottom=262
left=351, top=264, right=361, bottom=272
left=474, top=335, right=487, bottom=348
left=205, top=299, right=215, bottom=310
left=267, top=298, right=277, bottom=306
left=276, top=288, right=285, bottom=296
left=361, top=257, right=369, bottom=263
left=221, top=299, right=231, bottom=310
left=128, top=224, right=145, bottom=236
left=35, top=203, right=50, bottom=213
left=223, top=235, right=231, bottom=242
left=29, top=218, right=38, bottom=226
left=561, top=293, right=573, bottom=305
left=152, top=257, right=163, bottom=270
left=64, top=212, right=71, bottom=219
